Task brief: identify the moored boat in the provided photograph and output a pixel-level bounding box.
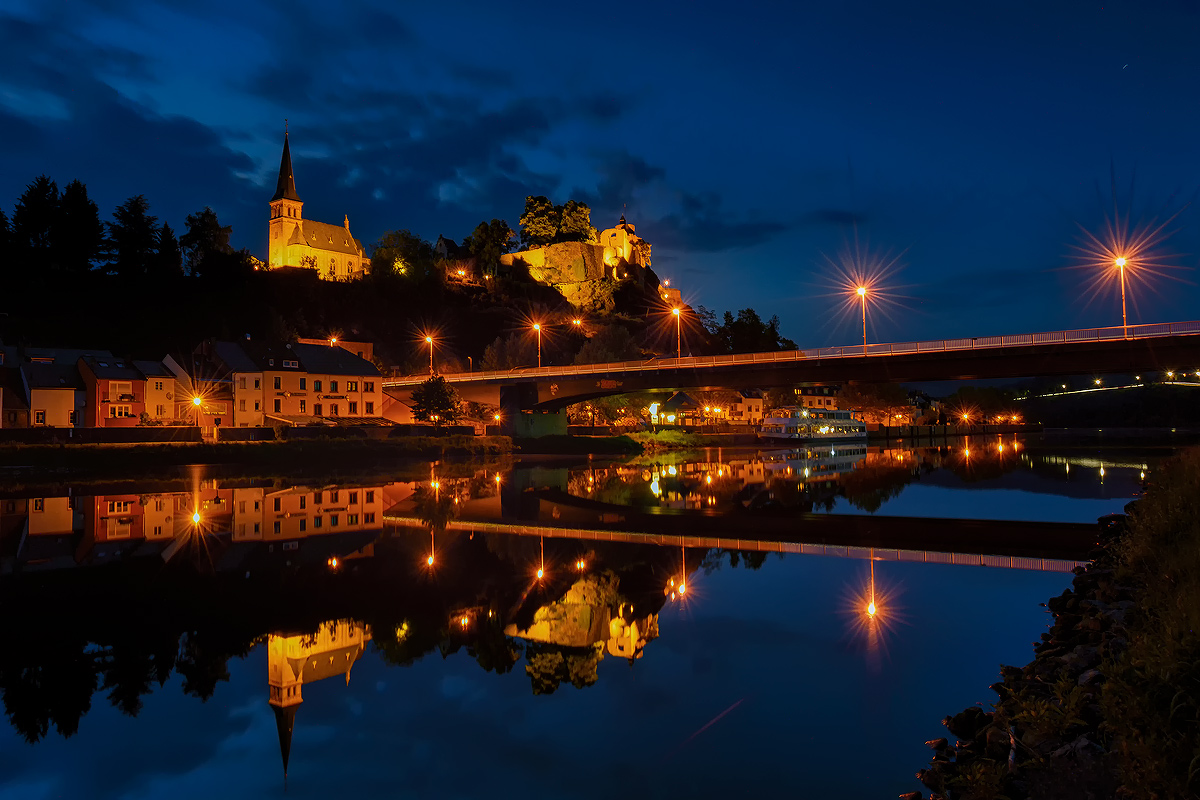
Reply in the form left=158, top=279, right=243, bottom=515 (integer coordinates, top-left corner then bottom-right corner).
left=758, top=406, right=867, bottom=441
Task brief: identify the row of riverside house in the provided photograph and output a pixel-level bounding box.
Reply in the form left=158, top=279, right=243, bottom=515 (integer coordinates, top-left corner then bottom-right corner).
left=0, top=338, right=383, bottom=438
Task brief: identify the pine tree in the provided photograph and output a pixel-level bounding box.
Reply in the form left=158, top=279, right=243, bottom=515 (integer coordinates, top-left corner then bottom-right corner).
left=107, top=195, right=158, bottom=278
left=56, top=179, right=105, bottom=274
left=153, top=223, right=183, bottom=278
left=0, top=207, right=9, bottom=279
left=179, top=206, right=233, bottom=277
left=11, top=175, right=60, bottom=268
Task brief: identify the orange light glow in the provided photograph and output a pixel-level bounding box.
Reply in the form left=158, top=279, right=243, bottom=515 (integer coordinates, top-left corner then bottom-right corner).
left=191, top=512, right=201, bottom=524
left=572, top=319, right=582, bottom=326
left=532, top=323, right=541, bottom=331
left=425, top=336, right=433, bottom=344
left=426, top=554, right=434, bottom=566
left=856, top=286, right=866, bottom=297
left=192, top=397, right=202, bottom=406
left=536, top=568, right=544, bottom=579
left=678, top=582, right=686, bottom=595
left=671, top=307, right=680, bottom=317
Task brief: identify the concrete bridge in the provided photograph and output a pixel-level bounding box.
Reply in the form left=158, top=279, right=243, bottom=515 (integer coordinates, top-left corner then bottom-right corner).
left=384, top=320, right=1200, bottom=435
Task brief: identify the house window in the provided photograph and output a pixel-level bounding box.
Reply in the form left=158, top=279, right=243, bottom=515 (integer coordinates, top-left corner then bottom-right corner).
left=314, top=403, right=322, bottom=416
left=254, top=401, right=260, bottom=411
left=33, top=498, right=44, bottom=512
left=68, top=410, right=77, bottom=425
left=273, top=376, right=281, bottom=390
left=299, top=400, right=306, bottom=413
left=348, top=513, right=358, bottom=525
left=330, top=380, right=338, bottom=392
left=269, top=359, right=274, bottom=366
left=283, top=360, right=298, bottom=368
left=314, top=516, right=322, bottom=528
left=254, top=522, right=260, bottom=534
left=156, top=404, right=165, bottom=417
left=299, top=495, right=306, bottom=510
left=347, top=381, right=358, bottom=392
left=274, top=497, right=281, bottom=512
left=110, top=381, right=132, bottom=397
left=299, top=519, right=306, bottom=532
left=364, top=512, right=375, bottom=524
left=107, top=500, right=133, bottom=513
left=34, top=410, right=46, bottom=425
left=254, top=379, right=260, bottom=389
left=239, top=501, right=246, bottom=513
left=330, top=403, right=339, bottom=416
left=238, top=377, right=246, bottom=390
left=314, top=380, right=322, bottom=392
left=110, top=405, right=132, bottom=418
left=331, top=490, right=339, bottom=502
left=155, top=381, right=164, bottom=391
left=364, top=382, right=374, bottom=392
left=365, top=402, right=374, bottom=415
left=239, top=400, right=246, bottom=411
left=349, top=492, right=358, bottom=504
left=273, top=521, right=281, bottom=534
left=365, top=491, right=374, bottom=503
left=153, top=525, right=162, bottom=536
left=299, top=378, right=306, bottom=390
left=349, top=402, right=358, bottom=414
left=330, top=514, right=339, bottom=527
left=274, top=399, right=281, bottom=413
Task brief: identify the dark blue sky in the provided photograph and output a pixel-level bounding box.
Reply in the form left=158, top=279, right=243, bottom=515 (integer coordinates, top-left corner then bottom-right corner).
left=2, top=0, right=1198, bottom=344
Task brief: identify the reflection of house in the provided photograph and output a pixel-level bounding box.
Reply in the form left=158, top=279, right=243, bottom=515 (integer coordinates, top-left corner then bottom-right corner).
left=231, top=485, right=382, bottom=549
left=606, top=611, right=659, bottom=663
left=269, top=620, right=371, bottom=778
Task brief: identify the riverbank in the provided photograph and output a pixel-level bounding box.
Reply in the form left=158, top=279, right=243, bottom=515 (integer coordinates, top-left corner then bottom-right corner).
left=908, top=446, right=1200, bottom=800
left=0, top=435, right=512, bottom=482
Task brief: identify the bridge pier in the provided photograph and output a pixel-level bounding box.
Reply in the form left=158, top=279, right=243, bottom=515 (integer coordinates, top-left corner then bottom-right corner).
left=500, top=384, right=568, bottom=438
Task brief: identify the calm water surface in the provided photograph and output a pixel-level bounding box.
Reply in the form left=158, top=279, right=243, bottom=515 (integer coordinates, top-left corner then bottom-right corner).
left=0, top=437, right=1162, bottom=798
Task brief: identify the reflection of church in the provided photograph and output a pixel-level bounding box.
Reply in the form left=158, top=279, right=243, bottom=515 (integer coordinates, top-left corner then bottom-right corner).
left=268, top=620, right=371, bottom=777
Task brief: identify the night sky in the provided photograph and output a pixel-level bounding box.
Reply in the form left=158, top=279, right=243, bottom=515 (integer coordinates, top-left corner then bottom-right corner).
left=2, top=0, right=1198, bottom=344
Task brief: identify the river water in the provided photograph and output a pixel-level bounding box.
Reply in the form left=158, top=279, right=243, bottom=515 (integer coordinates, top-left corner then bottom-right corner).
left=0, top=436, right=1164, bottom=798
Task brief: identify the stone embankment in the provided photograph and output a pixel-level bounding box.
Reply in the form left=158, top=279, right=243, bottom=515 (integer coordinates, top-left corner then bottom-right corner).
left=902, top=446, right=1200, bottom=800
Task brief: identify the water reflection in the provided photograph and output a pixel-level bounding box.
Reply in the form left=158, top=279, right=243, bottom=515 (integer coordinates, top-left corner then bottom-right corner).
left=0, top=437, right=1149, bottom=786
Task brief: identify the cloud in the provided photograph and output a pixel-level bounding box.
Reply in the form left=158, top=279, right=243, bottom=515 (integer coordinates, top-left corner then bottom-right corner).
left=800, top=208, right=869, bottom=227
left=650, top=191, right=791, bottom=253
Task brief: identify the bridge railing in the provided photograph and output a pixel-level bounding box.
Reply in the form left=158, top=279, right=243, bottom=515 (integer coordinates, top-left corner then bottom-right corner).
left=382, top=319, right=1200, bottom=385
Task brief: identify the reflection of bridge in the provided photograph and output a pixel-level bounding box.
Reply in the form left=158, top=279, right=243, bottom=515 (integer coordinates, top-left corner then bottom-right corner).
left=383, top=510, right=1094, bottom=571
left=384, top=322, right=1200, bottom=430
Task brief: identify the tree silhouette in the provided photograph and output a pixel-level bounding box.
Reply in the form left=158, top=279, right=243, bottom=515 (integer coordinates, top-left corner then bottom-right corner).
left=464, top=219, right=515, bottom=275
left=107, top=195, right=159, bottom=278
left=11, top=175, right=59, bottom=268
left=410, top=375, right=461, bottom=427
left=56, top=179, right=105, bottom=274
left=574, top=324, right=642, bottom=364
left=153, top=222, right=183, bottom=278
left=180, top=206, right=235, bottom=279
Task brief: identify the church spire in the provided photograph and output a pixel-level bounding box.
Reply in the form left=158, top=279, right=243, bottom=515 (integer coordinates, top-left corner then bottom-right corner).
left=272, top=130, right=301, bottom=202
left=274, top=704, right=297, bottom=780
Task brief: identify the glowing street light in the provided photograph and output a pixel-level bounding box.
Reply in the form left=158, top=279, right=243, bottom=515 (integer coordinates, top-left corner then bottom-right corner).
left=424, top=335, right=435, bottom=374
left=671, top=307, right=682, bottom=359
left=192, top=511, right=201, bottom=524
left=856, top=286, right=868, bottom=355
left=532, top=323, right=542, bottom=367
left=572, top=318, right=582, bottom=327
left=192, top=396, right=202, bottom=407
left=1114, top=256, right=1129, bottom=338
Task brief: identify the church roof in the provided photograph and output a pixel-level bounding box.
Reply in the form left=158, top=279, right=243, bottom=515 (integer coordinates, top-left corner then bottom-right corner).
left=271, top=133, right=301, bottom=203
left=273, top=704, right=296, bottom=778
left=285, top=220, right=366, bottom=257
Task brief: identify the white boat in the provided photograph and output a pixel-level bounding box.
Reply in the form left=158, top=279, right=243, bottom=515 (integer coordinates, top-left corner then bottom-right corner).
left=758, top=406, right=867, bottom=441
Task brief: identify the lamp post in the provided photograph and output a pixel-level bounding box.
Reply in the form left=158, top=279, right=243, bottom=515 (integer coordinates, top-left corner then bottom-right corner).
left=671, top=307, right=681, bottom=359
left=425, top=336, right=434, bottom=374
left=856, top=286, right=867, bottom=355
left=1114, top=256, right=1129, bottom=338
left=533, top=323, right=542, bottom=367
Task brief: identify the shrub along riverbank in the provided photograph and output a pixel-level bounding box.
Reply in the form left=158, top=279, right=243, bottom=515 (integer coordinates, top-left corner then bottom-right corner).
left=908, top=446, right=1200, bottom=800
left=0, top=436, right=513, bottom=481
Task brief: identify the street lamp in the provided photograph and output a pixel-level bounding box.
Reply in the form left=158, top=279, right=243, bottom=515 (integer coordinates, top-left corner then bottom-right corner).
left=856, top=286, right=867, bottom=355
left=671, top=307, right=681, bottom=359
left=1114, top=256, right=1129, bottom=338
left=532, top=323, right=542, bottom=367
left=425, top=335, right=434, bottom=374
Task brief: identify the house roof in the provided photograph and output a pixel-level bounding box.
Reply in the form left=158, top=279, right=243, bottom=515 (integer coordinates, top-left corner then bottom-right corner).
left=209, top=341, right=260, bottom=374
left=132, top=360, right=174, bottom=378
left=271, top=132, right=301, bottom=202
left=0, top=367, right=28, bottom=410
left=21, top=363, right=85, bottom=391
left=661, top=391, right=700, bottom=411
left=285, top=220, right=366, bottom=258
left=19, top=347, right=113, bottom=364
left=292, top=342, right=380, bottom=377
left=79, top=355, right=143, bottom=381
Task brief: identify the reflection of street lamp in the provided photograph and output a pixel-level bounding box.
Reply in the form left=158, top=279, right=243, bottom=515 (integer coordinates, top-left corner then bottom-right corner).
left=1114, top=256, right=1129, bottom=338
left=856, top=286, right=867, bottom=354
left=532, top=323, right=542, bottom=367
left=671, top=307, right=681, bottom=358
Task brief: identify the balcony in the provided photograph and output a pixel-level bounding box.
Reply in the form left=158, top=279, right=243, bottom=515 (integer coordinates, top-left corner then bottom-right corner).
left=102, top=393, right=140, bottom=403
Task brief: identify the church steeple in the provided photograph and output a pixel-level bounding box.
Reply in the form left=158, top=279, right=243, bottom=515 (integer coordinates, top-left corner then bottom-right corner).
left=274, top=704, right=297, bottom=780
left=272, top=131, right=301, bottom=202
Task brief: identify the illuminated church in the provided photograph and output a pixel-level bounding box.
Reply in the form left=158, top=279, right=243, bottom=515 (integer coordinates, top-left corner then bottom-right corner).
left=267, top=132, right=371, bottom=280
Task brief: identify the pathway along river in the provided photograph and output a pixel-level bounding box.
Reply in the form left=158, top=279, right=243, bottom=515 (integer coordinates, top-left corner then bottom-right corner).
left=0, top=435, right=1169, bottom=798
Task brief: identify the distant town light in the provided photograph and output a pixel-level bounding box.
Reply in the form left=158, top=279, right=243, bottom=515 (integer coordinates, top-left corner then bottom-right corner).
left=572, top=318, right=582, bottom=326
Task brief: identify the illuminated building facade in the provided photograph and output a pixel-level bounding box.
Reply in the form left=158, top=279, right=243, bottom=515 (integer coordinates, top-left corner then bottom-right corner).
left=266, top=132, right=370, bottom=280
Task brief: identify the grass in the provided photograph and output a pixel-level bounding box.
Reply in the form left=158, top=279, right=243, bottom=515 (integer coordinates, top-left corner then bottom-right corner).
left=1098, top=446, right=1200, bottom=798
